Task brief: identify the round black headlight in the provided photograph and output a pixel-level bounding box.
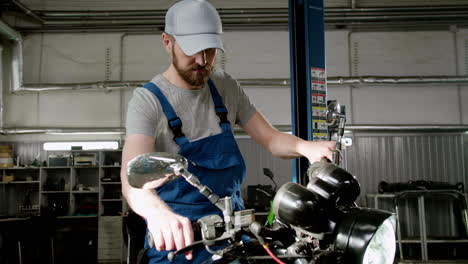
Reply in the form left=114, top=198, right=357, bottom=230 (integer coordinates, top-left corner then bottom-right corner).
left=334, top=208, right=396, bottom=264
left=272, top=182, right=330, bottom=233
left=307, top=161, right=360, bottom=205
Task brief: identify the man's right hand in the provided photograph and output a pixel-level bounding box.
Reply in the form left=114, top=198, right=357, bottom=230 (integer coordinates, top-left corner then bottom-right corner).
left=120, top=134, right=194, bottom=259
left=147, top=208, right=194, bottom=260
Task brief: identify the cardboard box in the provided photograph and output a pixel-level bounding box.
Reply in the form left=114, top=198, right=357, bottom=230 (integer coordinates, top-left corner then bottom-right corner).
left=3, top=175, right=14, bottom=182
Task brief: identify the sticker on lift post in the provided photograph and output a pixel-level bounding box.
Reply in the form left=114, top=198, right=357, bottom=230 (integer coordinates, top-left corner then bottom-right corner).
left=312, top=81, right=326, bottom=91
left=311, top=68, right=326, bottom=81
left=312, top=107, right=327, bottom=120
left=313, top=120, right=328, bottom=133
left=312, top=93, right=326, bottom=104
left=311, top=67, right=327, bottom=141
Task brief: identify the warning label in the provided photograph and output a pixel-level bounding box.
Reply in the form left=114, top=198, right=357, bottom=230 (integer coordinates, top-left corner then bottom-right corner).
left=311, top=67, right=327, bottom=141
left=312, top=93, right=326, bottom=105
left=313, top=133, right=328, bottom=140
left=312, top=107, right=327, bottom=120
left=313, top=120, right=328, bottom=133
left=312, top=81, right=326, bottom=92
left=311, top=68, right=326, bottom=81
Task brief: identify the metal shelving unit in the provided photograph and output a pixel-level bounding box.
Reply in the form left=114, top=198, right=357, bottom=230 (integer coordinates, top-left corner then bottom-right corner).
left=0, top=149, right=125, bottom=263
left=367, top=191, right=468, bottom=263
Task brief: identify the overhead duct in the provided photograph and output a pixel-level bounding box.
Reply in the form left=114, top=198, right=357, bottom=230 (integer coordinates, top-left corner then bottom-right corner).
left=0, top=127, right=125, bottom=135
left=1, top=125, right=468, bottom=136
left=0, top=45, right=3, bottom=128
left=0, top=20, right=24, bottom=128
left=327, top=76, right=468, bottom=85
left=0, top=20, right=23, bottom=93
left=238, top=76, right=468, bottom=86
left=14, top=76, right=468, bottom=93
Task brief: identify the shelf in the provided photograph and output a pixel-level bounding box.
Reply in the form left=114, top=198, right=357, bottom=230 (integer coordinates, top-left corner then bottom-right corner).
left=0, top=218, right=30, bottom=222
left=426, top=239, right=468, bottom=243
left=400, top=239, right=423, bottom=243
left=1, top=148, right=126, bottom=264
left=0, top=167, right=41, bottom=170
left=58, top=215, right=98, bottom=219
left=0, top=181, right=40, bottom=184
left=72, top=191, right=99, bottom=194
left=369, top=191, right=468, bottom=262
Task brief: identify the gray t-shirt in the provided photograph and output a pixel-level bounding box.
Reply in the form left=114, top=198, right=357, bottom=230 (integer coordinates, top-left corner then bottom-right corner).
left=126, top=70, right=256, bottom=153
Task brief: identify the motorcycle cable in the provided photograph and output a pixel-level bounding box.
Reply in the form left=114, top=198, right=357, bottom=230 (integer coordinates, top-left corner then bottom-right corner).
left=250, top=222, right=286, bottom=264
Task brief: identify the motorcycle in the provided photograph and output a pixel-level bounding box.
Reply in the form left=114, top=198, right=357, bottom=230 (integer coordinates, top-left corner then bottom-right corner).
left=126, top=101, right=397, bottom=264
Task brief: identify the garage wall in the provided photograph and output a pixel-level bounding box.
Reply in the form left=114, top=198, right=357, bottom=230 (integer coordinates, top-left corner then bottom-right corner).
left=3, top=28, right=467, bottom=135
left=1, top=28, right=467, bottom=199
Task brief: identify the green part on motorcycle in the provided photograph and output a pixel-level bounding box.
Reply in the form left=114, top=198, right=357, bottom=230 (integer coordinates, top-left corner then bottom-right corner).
left=267, top=200, right=275, bottom=226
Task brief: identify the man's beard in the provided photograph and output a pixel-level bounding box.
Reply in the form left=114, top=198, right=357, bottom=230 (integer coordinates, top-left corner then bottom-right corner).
left=172, top=48, right=214, bottom=87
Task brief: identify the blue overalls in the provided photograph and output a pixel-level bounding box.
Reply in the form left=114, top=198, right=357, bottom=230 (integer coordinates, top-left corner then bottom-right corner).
left=143, top=79, right=246, bottom=264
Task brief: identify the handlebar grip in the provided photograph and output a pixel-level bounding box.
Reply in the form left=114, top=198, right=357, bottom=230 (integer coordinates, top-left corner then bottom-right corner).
left=147, top=221, right=202, bottom=250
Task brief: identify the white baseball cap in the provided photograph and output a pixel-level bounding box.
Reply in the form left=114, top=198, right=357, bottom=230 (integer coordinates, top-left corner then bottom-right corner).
left=165, top=0, right=225, bottom=56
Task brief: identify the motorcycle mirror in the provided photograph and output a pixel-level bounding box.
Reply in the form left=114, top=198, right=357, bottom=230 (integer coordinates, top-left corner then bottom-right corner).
left=263, top=168, right=274, bottom=179
left=263, top=168, right=277, bottom=191
left=127, top=152, right=188, bottom=189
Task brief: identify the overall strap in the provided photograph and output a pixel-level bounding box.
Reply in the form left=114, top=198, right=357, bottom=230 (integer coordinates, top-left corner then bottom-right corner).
left=207, top=79, right=231, bottom=132
left=143, top=82, right=189, bottom=146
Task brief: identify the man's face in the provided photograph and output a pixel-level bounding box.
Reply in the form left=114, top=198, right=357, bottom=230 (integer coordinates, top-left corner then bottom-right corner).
left=171, top=40, right=217, bottom=87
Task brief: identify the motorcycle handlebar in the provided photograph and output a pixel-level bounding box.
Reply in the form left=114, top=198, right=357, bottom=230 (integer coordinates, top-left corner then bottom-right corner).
left=167, top=219, right=226, bottom=262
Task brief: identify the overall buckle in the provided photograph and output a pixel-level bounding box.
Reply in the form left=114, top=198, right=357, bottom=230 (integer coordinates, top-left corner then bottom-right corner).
left=216, top=112, right=229, bottom=125
left=168, top=117, right=185, bottom=140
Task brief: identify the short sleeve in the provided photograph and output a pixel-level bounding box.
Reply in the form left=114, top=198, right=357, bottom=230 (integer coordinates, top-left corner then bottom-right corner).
left=125, top=87, right=159, bottom=137
left=224, top=74, right=256, bottom=126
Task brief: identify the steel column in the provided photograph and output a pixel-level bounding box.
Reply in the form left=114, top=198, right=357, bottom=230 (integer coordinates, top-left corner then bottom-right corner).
left=289, top=0, right=327, bottom=184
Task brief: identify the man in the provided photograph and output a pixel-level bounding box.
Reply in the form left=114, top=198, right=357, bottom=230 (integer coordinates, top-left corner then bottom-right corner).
left=120, top=0, right=335, bottom=263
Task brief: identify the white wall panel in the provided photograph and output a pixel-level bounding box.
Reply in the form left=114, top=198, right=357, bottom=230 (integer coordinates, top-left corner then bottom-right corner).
left=353, top=85, right=460, bottom=124
left=462, top=86, right=468, bottom=124
left=35, top=33, right=122, bottom=83
left=243, top=87, right=291, bottom=125
left=22, top=34, right=43, bottom=83
left=457, top=28, right=468, bottom=75
left=325, top=30, right=350, bottom=76
left=223, top=31, right=290, bottom=79
left=4, top=93, right=38, bottom=127
left=3, top=29, right=467, bottom=133
left=351, top=31, right=456, bottom=76
left=121, top=34, right=168, bottom=81
left=37, top=91, right=121, bottom=127
left=217, top=30, right=350, bottom=79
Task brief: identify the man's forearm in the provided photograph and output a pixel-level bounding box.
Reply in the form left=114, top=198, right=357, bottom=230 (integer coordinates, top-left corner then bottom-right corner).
left=121, top=169, right=173, bottom=220
left=267, top=130, right=305, bottom=159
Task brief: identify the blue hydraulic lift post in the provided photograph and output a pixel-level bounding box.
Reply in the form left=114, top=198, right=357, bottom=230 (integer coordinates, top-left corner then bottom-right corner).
left=289, top=0, right=327, bottom=184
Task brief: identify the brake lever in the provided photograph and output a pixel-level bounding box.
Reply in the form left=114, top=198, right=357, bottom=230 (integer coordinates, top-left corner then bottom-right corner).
left=167, top=240, right=205, bottom=262
left=167, top=233, right=233, bottom=262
